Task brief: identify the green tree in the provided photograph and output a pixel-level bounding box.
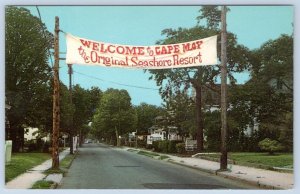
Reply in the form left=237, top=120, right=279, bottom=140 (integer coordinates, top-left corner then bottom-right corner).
left=148, top=6, right=250, bottom=151
left=163, top=91, right=195, bottom=139
left=72, top=85, right=89, bottom=135
left=92, top=89, right=135, bottom=146
left=5, top=6, right=53, bottom=152
left=204, top=110, right=221, bottom=151
left=196, top=6, right=222, bottom=29
left=81, top=86, right=103, bottom=143
left=60, top=83, right=74, bottom=135
left=229, top=35, right=293, bottom=152
left=71, top=85, right=102, bottom=145
left=135, top=103, right=163, bottom=133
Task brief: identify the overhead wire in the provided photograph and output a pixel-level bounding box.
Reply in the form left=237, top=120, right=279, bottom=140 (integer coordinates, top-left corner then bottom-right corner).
left=36, top=6, right=54, bottom=68
left=73, top=70, right=159, bottom=91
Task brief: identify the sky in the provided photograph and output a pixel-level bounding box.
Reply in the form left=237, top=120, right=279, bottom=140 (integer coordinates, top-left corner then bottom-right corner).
left=17, top=5, right=294, bottom=106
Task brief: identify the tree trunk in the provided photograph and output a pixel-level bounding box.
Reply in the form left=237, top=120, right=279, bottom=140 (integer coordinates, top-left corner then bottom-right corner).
left=11, top=126, right=19, bottom=152
left=20, top=127, right=24, bottom=152
left=195, top=86, right=204, bottom=152
left=115, top=128, right=120, bottom=147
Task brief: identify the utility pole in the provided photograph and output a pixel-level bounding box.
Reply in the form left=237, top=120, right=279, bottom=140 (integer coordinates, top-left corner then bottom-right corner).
left=220, top=6, right=228, bottom=170
left=52, top=16, right=60, bottom=169
left=68, top=64, right=74, bottom=154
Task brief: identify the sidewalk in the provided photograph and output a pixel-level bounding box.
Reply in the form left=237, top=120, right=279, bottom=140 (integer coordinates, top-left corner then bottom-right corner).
left=123, top=147, right=294, bottom=189
left=5, top=148, right=70, bottom=189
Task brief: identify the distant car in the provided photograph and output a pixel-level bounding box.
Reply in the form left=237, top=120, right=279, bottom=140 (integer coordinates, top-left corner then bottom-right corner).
left=85, top=139, right=92, bottom=144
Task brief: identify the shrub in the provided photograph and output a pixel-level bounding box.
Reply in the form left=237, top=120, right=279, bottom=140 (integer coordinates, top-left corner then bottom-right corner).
left=146, top=144, right=153, bottom=150
left=158, top=141, right=168, bottom=153
left=27, top=142, right=37, bottom=152
left=176, top=143, right=185, bottom=154
left=168, top=140, right=182, bottom=153
left=152, top=140, right=162, bottom=152
left=258, top=138, right=284, bottom=155
left=137, top=139, right=147, bottom=148
left=42, top=142, right=50, bottom=153
left=155, top=140, right=182, bottom=153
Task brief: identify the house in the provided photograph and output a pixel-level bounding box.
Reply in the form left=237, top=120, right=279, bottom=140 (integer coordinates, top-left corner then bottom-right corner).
left=146, top=124, right=182, bottom=145
left=147, top=127, right=166, bottom=145
left=167, top=126, right=181, bottom=141
left=24, top=127, right=50, bottom=143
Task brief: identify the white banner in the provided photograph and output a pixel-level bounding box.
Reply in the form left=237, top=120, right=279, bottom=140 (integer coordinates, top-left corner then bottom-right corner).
left=66, top=33, right=217, bottom=69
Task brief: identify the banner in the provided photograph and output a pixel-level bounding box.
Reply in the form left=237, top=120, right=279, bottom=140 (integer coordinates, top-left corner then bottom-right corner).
left=66, top=33, right=217, bottom=69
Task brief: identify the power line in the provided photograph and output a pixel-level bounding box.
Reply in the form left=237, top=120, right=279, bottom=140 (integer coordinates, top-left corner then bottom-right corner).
left=36, top=6, right=54, bottom=68
left=73, top=70, right=159, bottom=91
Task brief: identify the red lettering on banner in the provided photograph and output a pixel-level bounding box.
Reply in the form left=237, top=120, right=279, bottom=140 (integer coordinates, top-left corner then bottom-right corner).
left=173, top=52, right=202, bottom=65
left=68, top=34, right=217, bottom=68
left=107, top=45, right=115, bottom=53
left=90, top=51, right=98, bottom=63
left=78, top=46, right=90, bottom=63
left=80, top=39, right=92, bottom=48
left=155, top=45, right=180, bottom=55
left=137, top=47, right=145, bottom=55
left=182, top=40, right=203, bottom=53
left=116, top=46, right=125, bottom=54
left=100, top=43, right=107, bottom=53
left=173, top=45, right=180, bottom=53
left=124, top=46, right=137, bottom=55
left=92, top=42, right=99, bottom=51
left=131, top=56, right=173, bottom=67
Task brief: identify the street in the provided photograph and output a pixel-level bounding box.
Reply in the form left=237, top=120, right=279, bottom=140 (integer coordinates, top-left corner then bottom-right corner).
left=58, top=143, right=258, bottom=189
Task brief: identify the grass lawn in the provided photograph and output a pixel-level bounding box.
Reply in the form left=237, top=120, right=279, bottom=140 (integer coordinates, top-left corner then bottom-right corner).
left=229, top=152, right=293, bottom=169
left=199, top=152, right=293, bottom=170
left=60, top=153, right=77, bottom=169
left=137, top=150, right=169, bottom=160
left=31, top=180, right=54, bottom=189
left=138, top=150, right=160, bottom=157
left=5, top=153, right=51, bottom=183
left=44, top=153, right=77, bottom=175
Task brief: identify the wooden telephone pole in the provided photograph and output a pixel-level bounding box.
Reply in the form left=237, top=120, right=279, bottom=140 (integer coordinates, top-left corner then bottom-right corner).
left=52, top=16, right=60, bottom=169
left=68, top=64, right=74, bottom=154
left=220, top=6, right=228, bottom=170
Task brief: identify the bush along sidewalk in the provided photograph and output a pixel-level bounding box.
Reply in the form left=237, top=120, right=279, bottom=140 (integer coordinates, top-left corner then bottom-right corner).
left=31, top=153, right=77, bottom=189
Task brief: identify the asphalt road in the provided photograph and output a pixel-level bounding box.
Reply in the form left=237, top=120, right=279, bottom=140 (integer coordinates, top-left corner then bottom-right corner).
left=59, top=143, right=258, bottom=189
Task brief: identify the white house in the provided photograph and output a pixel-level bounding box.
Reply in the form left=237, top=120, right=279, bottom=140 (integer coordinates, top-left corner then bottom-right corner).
left=24, top=127, right=50, bottom=142
left=147, top=127, right=166, bottom=145
left=147, top=126, right=182, bottom=145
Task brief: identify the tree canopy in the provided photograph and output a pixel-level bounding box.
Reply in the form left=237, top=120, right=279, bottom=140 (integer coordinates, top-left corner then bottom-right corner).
left=5, top=6, right=53, bottom=151
left=148, top=6, right=251, bottom=151
left=228, top=34, right=293, bottom=152
left=92, top=89, right=136, bottom=146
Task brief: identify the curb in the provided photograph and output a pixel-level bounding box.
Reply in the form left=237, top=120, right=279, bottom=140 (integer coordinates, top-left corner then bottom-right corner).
left=167, top=159, right=283, bottom=190
left=215, top=171, right=282, bottom=190
left=53, top=151, right=79, bottom=188
left=167, top=159, right=217, bottom=175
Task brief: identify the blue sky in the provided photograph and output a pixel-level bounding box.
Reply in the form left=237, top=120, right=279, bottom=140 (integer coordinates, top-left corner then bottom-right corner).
left=23, top=5, right=293, bottom=106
